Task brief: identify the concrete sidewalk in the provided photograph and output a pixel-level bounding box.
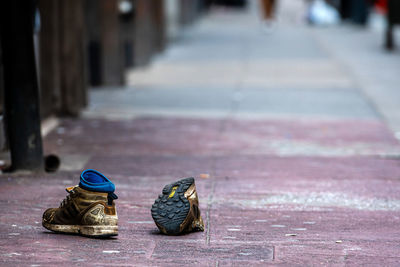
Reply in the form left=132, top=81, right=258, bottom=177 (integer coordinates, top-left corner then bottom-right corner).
left=2, top=1, right=400, bottom=266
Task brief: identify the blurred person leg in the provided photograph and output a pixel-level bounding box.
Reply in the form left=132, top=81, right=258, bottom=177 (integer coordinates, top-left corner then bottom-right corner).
left=260, top=0, right=277, bottom=33
left=386, top=23, right=394, bottom=50
left=351, top=0, right=370, bottom=25
left=260, top=0, right=276, bottom=20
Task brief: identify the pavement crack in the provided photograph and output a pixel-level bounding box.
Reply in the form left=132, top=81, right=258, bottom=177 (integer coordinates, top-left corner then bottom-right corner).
left=272, top=245, right=275, bottom=261
left=206, top=177, right=216, bottom=246
left=148, top=241, right=156, bottom=259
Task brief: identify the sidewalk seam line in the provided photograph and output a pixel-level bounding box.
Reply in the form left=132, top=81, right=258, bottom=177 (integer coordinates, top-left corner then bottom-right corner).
left=206, top=177, right=215, bottom=245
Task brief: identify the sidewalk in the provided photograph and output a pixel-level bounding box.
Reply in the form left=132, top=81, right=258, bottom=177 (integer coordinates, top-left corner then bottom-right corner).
left=2, top=1, right=400, bottom=265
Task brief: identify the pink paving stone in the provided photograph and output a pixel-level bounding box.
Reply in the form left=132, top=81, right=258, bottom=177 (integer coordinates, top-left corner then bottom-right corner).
left=223, top=118, right=399, bottom=146
left=44, top=117, right=400, bottom=157
left=2, top=117, right=400, bottom=265
left=213, top=156, right=400, bottom=199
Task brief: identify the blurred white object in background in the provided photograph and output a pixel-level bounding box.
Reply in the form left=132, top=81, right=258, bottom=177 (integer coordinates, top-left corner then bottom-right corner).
left=308, top=0, right=340, bottom=26
left=118, top=0, right=133, bottom=14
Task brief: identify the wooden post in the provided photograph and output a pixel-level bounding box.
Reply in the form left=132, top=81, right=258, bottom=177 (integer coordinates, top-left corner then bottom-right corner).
left=85, top=0, right=124, bottom=86
left=38, top=0, right=61, bottom=118
left=0, top=0, right=44, bottom=171
left=58, top=0, right=87, bottom=116
left=134, top=0, right=154, bottom=66
left=85, top=0, right=102, bottom=85
left=152, top=0, right=166, bottom=52
left=100, top=0, right=124, bottom=85
left=0, top=45, right=4, bottom=115
left=179, top=0, right=196, bottom=26
left=119, top=0, right=136, bottom=68
left=0, top=39, right=7, bottom=153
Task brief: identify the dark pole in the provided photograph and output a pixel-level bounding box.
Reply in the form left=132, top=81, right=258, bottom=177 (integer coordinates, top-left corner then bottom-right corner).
left=385, top=0, right=400, bottom=50
left=0, top=0, right=44, bottom=171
